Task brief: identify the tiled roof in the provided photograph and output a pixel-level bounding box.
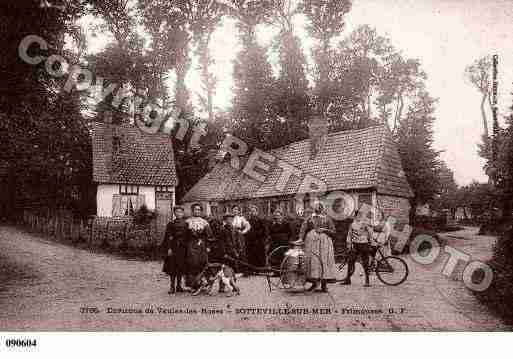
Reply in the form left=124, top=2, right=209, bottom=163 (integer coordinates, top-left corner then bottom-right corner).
left=0, top=160, right=8, bottom=177
left=92, top=122, right=177, bottom=186
left=182, top=125, right=413, bottom=202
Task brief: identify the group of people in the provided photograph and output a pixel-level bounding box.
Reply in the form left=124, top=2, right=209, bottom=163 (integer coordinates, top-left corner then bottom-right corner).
left=160, top=203, right=295, bottom=294
left=161, top=200, right=391, bottom=294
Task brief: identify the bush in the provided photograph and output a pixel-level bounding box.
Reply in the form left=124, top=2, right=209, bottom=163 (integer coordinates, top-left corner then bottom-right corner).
left=133, top=205, right=155, bottom=226
left=475, top=228, right=513, bottom=324
left=415, top=215, right=463, bottom=232
left=478, top=218, right=511, bottom=236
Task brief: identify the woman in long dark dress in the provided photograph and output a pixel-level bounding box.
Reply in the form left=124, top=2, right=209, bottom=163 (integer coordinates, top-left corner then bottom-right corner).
left=268, top=209, right=293, bottom=268
left=185, top=203, right=213, bottom=289
left=246, top=204, right=269, bottom=272
left=206, top=216, right=228, bottom=265
left=161, top=206, right=188, bottom=294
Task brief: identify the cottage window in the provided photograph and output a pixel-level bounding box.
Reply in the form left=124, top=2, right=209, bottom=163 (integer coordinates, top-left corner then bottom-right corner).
left=120, top=185, right=139, bottom=195
left=359, top=193, right=372, bottom=207
left=155, top=186, right=173, bottom=193
left=112, top=185, right=145, bottom=217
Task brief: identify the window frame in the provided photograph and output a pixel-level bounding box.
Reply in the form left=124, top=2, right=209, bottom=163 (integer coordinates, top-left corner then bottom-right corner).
left=119, top=184, right=139, bottom=195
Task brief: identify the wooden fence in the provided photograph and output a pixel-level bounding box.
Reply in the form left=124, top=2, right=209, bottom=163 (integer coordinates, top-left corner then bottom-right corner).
left=22, top=210, right=163, bottom=250
left=23, top=210, right=91, bottom=242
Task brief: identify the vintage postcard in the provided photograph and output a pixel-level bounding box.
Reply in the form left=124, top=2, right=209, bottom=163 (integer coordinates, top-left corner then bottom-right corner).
left=1, top=0, right=513, bottom=337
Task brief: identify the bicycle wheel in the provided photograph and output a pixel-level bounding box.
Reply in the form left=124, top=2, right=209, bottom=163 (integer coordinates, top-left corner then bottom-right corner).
left=375, top=256, right=409, bottom=286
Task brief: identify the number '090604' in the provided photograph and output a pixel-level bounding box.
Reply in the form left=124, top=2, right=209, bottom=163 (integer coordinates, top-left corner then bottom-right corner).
left=5, top=339, right=37, bottom=348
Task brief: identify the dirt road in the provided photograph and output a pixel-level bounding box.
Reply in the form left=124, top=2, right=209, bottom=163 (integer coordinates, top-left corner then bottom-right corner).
left=0, top=226, right=509, bottom=331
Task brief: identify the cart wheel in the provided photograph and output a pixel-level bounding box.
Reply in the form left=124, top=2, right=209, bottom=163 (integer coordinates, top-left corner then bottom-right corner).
left=279, top=251, right=323, bottom=292
left=266, top=246, right=289, bottom=289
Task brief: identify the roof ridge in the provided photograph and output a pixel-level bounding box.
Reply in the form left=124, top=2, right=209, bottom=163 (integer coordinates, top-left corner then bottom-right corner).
left=269, top=124, right=387, bottom=153
left=92, top=121, right=173, bottom=141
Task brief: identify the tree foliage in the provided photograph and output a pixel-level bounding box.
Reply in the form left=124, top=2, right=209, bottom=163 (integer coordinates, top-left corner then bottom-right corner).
left=465, top=56, right=493, bottom=138
left=395, top=90, right=442, bottom=223
left=0, top=0, right=92, bottom=218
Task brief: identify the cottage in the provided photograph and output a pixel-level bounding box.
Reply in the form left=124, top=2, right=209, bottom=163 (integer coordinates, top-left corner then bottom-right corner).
left=182, top=124, right=414, bottom=229
left=91, top=120, right=177, bottom=228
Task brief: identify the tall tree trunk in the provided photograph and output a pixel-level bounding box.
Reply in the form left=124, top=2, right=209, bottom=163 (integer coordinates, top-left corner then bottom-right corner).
left=480, top=93, right=489, bottom=138
left=175, top=46, right=191, bottom=112
left=409, top=198, right=417, bottom=228
left=198, top=30, right=214, bottom=122
left=393, top=93, right=404, bottom=134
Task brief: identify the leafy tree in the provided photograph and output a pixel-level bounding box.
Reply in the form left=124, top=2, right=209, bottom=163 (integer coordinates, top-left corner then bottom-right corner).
left=395, top=90, right=442, bottom=224
left=0, top=0, right=92, bottom=218
left=482, top=89, right=513, bottom=221
left=431, top=162, right=459, bottom=216
left=227, top=0, right=278, bottom=150
left=456, top=181, right=498, bottom=219
left=185, top=0, right=229, bottom=122
left=330, top=25, right=426, bottom=132
left=302, top=0, right=352, bottom=116
left=270, top=0, right=309, bottom=143
left=138, top=0, right=187, bottom=108
left=465, top=56, right=493, bottom=139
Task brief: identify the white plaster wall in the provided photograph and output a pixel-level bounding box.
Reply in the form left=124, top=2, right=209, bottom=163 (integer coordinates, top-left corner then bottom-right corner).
left=96, top=184, right=157, bottom=217
left=96, top=184, right=118, bottom=217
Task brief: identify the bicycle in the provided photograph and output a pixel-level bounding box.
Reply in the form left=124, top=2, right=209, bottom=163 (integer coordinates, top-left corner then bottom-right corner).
left=334, top=242, right=409, bottom=286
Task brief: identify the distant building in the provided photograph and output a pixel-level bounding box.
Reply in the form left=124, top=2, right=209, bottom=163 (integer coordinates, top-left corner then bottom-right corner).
left=91, top=120, right=177, bottom=229
left=182, top=124, right=414, bottom=228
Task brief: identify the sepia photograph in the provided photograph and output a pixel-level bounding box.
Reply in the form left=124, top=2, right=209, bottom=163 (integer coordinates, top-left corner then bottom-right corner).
left=1, top=0, right=513, bottom=340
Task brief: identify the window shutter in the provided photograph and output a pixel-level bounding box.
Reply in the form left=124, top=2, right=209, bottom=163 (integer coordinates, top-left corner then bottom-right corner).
left=112, top=194, right=121, bottom=217
left=136, top=194, right=146, bottom=210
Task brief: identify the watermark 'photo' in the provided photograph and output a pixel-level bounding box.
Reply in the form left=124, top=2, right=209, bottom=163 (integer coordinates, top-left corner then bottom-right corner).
left=1, top=0, right=513, bottom=340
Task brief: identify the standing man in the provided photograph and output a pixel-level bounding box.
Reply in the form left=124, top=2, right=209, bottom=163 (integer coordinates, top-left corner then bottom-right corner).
left=341, top=210, right=374, bottom=287
left=161, top=206, right=188, bottom=294
left=246, top=204, right=269, bottom=273
left=231, top=205, right=251, bottom=276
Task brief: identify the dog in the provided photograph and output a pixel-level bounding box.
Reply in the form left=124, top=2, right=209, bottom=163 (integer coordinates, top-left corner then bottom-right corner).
left=192, top=263, right=240, bottom=296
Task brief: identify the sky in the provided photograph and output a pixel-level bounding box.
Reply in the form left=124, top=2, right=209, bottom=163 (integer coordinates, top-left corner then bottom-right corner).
left=82, top=0, right=513, bottom=186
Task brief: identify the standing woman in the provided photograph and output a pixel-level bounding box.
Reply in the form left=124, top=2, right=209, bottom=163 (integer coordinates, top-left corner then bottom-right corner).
left=298, top=201, right=337, bottom=292
left=185, top=203, right=212, bottom=289
left=161, top=206, right=188, bottom=294
left=246, top=204, right=269, bottom=273
left=268, top=208, right=293, bottom=268
left=231, top=205, right=251, bottom=275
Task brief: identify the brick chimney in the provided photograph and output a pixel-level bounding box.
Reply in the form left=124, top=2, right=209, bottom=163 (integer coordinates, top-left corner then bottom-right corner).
left=308, top=113, right=328, bottom=159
